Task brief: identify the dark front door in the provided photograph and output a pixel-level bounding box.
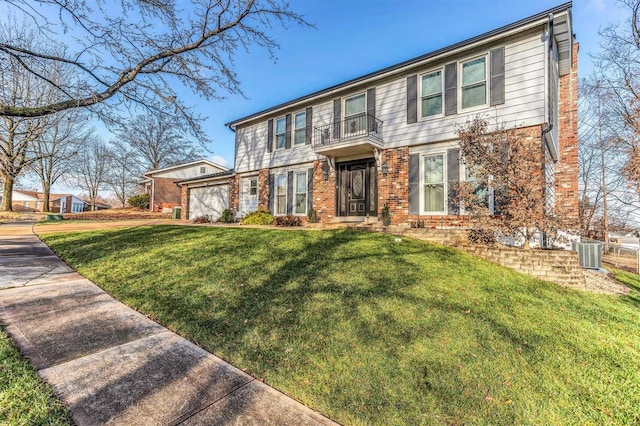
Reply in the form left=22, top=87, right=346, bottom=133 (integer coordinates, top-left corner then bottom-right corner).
left=337, top=160, right=377, bottom=217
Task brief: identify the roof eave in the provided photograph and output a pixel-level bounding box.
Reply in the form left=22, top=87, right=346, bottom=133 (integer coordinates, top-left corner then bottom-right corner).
left=225, top=1, right=573, bottom=129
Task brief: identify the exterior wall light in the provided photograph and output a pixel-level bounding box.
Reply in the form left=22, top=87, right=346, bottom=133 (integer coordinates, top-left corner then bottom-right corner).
left=381, top=163, right=389, bottom=175
left=323, top=169, right=329, bottom=181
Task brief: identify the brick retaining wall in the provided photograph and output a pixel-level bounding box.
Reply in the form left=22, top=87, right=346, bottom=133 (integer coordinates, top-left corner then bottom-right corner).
left=379, top=227, right=585, bottom=286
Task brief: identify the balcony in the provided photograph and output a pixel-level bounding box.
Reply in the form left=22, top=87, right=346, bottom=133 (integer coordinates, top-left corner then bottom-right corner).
left=312, top=113, right=383, bottom=158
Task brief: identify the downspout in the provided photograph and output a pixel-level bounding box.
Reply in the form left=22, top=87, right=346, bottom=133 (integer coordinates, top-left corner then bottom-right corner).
left=150, top=179, right=155, bottom=212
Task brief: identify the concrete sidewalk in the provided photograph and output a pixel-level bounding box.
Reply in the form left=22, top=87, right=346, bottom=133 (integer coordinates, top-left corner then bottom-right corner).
left=0, top=222, right=337, bottom=426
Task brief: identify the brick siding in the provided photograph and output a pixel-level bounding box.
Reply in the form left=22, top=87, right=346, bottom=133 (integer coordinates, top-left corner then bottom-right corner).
left=555, top=42, right=580, bottom=219
left=151, top=177, right=182, bottom=212
left=312, top=160, right=336, bottom=223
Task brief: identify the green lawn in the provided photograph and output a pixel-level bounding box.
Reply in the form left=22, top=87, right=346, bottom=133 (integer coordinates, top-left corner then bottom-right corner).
left=0, top=330, right=72, bottom=425
left=41, top=226, right=640, bottom=425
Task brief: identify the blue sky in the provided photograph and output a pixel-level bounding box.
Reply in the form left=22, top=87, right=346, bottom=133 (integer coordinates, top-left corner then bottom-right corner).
left=195, top=0, right=629, bottom=168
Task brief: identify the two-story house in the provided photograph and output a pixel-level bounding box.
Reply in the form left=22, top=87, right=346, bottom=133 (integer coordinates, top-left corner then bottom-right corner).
left=185, top=3, right=578, bottom=226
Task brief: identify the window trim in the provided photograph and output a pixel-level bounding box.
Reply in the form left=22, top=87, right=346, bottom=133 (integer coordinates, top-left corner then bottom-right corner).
left=293, top=111, right=306, bottom=146
left=419, top=68, right=444, bottom=119
left=249, top=177, right=258, bottom=196
left=420, top=152, right=447, bottom=215
left=459, top=54, right=489, bottom=112
left=343, top=92, right=367, bottom=136
left=294, top=170, right=307, bottom=216
left=275, top=173, right=287, bottom=216
left=274, top=117, right=287, bottom=150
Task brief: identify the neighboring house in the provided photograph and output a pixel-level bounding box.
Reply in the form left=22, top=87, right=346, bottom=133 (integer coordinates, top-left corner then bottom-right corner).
left=9, top=190, right=111, bottom=212
left=142, top=160, right=229, bottom=213
left=217, top=3, right=578, bottom=226
left=10, top=190, right=43, bottom=212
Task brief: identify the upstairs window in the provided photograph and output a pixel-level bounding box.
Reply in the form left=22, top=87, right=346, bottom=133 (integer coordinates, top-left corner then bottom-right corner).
left=461, top=57, right=487, bottom=109
left=421, top=70, right=442, bottom=117
left=275, top=117, right=286, bottom=149
left=344, top=93, right=366, bottom=134
left=199, top=166, right=206, bottom=174
left=294, top=112, right=306, bottom=145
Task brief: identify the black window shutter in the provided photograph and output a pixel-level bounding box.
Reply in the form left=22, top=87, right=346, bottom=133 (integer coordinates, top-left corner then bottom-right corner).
left=285, top=114, right=292, bottom=149
left=333, top=98, right=341, bottom=138
left=406, top=75, right=417, bottom=124
left=447, top=149, right=460, bottom=215
left=490, top=47, right=505, bottom=106
left=307, top=167, right=314, bottom=212
left=409, top=154, right=420, bottom=215
left=305, top=107, right=313, bottom=145
left=267, top=119, right=273, bottom=153
left=268, top=173, right=275, bottom=213
left=445, top=62, right=457, bottom=116
left=286, top=171, right=294, bottom=214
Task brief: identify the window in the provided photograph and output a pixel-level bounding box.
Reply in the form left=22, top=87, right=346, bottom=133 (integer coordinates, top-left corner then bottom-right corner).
left=421, top=70, right=442, bottom=117
left=275, top=174, right=287, bottom=215
left=199, top=166, right=206, bottom=174
left=423, top=154, right=445, bottom=212
left=249, top=178, right=258, bottom=196
left=295, top=171, right=307, bottom=215
left=344, top=93, right=366, bottom=134
left=275, top=117, right=286, bottom=149
left=464, top=163, right=489, bottom=210
left=461, top=57, right=487, bottom=109
left=294, top=112, right=306, bottom=145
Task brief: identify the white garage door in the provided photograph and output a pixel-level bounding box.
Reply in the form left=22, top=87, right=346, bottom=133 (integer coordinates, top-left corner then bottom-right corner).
left=188, top=185, right=229, bottom=220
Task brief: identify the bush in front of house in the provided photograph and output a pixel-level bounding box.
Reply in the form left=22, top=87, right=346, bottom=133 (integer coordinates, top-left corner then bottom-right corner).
left=241, top=209, right=275, bottom=226
left=127, top=194, right=150, bottom=209
left=193, top=215, right=211, bottom=224
left=274, top=215, right=302, bottom=227
left=218, top=209, right=235, bottom=223
left=468, top=228, right=496, bottom=245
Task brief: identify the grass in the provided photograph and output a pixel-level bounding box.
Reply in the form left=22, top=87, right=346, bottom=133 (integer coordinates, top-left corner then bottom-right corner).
left=0, top=330, right=72, bottom=425
left=40, top=226, right=640, bottom=425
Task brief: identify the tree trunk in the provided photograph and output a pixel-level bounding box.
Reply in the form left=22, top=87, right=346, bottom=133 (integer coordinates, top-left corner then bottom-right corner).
left=1, top=176, right=14, bottom=212
left=42, top=182, right=51, bottom=212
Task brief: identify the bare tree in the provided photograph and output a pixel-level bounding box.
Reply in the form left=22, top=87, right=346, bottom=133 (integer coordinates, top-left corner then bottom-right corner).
left=115, top=114, right=204, bottom=171
left=594, top=0, right=640, bottom=195
left=71, top=135, right=109, bottom=211
left=0, top=22, right=58, bottom=211
left=454, top=117, right=568, bottom=249
left=0, top=0, right=310, bottom=140
left=104, top=140, right=141, bottom=208
left=29, top=109, right=86, bottom=211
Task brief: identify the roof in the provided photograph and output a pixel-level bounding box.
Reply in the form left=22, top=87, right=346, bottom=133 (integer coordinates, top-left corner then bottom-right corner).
left=143, top=159, right=229, bottom=177
left=13, top=190, right=71, bottom=201
left=226, top=2, right=572, bottom=128
left=175, top=169, right=235, bottom=185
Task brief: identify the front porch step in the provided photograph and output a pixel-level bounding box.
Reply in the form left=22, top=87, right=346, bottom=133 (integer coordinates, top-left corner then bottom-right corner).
left=331, top=216, right=379, bottom=224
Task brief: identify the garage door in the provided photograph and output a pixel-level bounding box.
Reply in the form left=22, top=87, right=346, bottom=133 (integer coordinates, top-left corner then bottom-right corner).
left=188, top=185, right=229, bottom=220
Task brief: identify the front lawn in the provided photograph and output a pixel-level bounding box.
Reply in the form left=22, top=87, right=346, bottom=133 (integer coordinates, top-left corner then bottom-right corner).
left=41, top=226, right=640, bottom=425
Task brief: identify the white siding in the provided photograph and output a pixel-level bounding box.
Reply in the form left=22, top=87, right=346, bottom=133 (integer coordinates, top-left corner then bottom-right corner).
left=153, top=163, right=225, bottom=179
left=379, top=32, right=546, bottom=149
left=234, top=30, right=547, bottom=172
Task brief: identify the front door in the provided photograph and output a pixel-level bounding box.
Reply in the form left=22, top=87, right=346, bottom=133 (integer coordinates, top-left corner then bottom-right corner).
left=337, top=160, right=377, bottom=217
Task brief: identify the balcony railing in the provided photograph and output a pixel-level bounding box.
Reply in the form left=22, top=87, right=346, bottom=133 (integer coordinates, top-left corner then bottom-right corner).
left=313, top=113, right=383, bottom=148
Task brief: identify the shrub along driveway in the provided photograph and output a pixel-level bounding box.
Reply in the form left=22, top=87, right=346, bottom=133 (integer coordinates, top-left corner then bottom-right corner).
left=39, top=225, right=640, bottom=425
